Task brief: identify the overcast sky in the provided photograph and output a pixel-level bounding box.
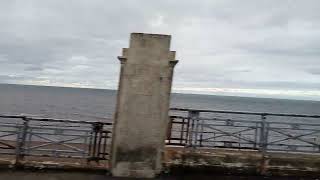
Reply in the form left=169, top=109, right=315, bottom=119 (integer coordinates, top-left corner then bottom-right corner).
left=0, top=0, right=320, bottom=100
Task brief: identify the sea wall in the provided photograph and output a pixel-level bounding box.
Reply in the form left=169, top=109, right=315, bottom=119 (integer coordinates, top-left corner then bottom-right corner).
left=0, top=171, right=107, bottom=180
left=165, top=147, right=320, bottom=177
left=0, top=147, right=319, bottom=179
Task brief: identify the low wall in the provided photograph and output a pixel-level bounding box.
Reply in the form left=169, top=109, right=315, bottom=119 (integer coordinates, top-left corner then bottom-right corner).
left=0, top=169, right=317, bottom=180
left=0, top=147, right=319, bottom=179
left=164, top=147, right=320, bottom=178
left=0, top=171, right=108, bottom=180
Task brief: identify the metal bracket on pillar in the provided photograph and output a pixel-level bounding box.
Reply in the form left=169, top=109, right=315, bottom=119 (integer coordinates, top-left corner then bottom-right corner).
left=117, top=56, right=127, bottom=64
left=169, top=60, right=179, bottom=67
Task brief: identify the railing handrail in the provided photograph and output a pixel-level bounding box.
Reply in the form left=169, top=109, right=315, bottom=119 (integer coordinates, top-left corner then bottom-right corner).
left=170, top=107, right=320, bottom=118
left=0, top=114, right=113, bottom=125
left=171, top=116, right=320, bottom=126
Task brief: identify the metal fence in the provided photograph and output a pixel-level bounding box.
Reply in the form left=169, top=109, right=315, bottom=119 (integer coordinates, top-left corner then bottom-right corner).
left=167, top=108, right=320, bottom=153
left=0, top=114, right=112, bottom=165
left=2, top=107, right=320, bottom=166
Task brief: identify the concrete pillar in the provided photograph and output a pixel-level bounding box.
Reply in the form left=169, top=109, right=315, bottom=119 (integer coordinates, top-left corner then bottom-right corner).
left=111, top=33, right=178, bottom=178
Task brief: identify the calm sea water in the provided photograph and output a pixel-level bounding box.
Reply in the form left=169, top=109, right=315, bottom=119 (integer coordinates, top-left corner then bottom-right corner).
left=0, top=84, right=320, bottom=122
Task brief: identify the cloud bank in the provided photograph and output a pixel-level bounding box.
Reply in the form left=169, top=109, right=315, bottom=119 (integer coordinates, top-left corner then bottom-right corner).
left=0, top=0, right=320, bottom=100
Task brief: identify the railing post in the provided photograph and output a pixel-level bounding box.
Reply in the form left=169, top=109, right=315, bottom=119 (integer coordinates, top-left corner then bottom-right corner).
left=259, top=114, right=269, bottom=175
left=259, top=115, right=266, bottom=152
left=199, top=117, right=205, bottom=147
left=187, top=110, right=200, bottom=148
left=15, top=117, right=29, bottom=166
left=254, top=122, right=258, bottom=149
left=88, top=122, right=103, bottom=163
left=166, top=117, right=173, bottom=145
left=265, top=122, right=269, bottom=150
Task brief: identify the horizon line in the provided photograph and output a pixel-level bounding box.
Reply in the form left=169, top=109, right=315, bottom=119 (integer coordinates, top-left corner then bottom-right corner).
left=1, top=83, right=319, bottom=102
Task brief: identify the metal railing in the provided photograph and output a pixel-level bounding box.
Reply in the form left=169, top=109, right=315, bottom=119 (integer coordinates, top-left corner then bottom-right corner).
left=0, top=114, right=112, bottom=165
left=167, top=108, right=320, bottom=154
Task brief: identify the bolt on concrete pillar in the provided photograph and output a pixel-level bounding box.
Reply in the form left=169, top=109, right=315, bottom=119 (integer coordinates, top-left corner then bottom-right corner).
left=111, top=33, right=178, bottom=178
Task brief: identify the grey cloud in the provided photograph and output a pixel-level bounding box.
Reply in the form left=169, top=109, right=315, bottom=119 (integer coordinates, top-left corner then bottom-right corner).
left=0, top=0, right=320, bottom=100
left=307, top=69, right=320, bottom=75
left=0, top=75, right=32, bottom=82
left=24, top=66, right=43, bottom=72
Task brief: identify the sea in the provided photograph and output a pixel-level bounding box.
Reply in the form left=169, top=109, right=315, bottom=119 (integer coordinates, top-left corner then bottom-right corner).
left=0, top=83, right=320, bottom=123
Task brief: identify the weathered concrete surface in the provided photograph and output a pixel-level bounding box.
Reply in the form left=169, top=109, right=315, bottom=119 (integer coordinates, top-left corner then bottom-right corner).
left=164, top=147, right=320, bottom=178
left=111, top=33, right=178, bottom=178
left=2, top=170, right=316, bottom=180
left=0, top=151, right=318, bottom=179
left=0, top=155, right=108, bottom=170
left=0, top=171, right=107, bottom=180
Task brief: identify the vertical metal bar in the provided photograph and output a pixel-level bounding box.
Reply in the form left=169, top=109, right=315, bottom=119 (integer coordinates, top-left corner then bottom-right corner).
left=187, top=111, right=200, bottom=148
left=53, top=127, right=59, bottom=158
left=87, top=128, right=94, bottom=163
left=93, top=133, right=97, bottom=157
left=259, top=115, right=266, bottom=153
left=14, top=126, right=22, bottom=161
left=185, top=118, right=190, bottom=146
left=88, top=123, right=98, bottom=162
left=102, top=132, right=108, bottom=159
left=15, top=117, right=29, bottom=166
left=264, top=122, right=269, bottom=151
left=92, top=123, right=100, bottom=160
left=213, top=132, right=216, bottom=147
left=194, top=112, right=200, bottom=147
left=254, top=122, right=258, bottom=149
left=97, top=131, right=103, bottom=160
left=187, top=111, right=194, bottom=147
left=83, top=131, right=89, bottom=158
left=199, top=118, right=204, bottom=147
left=259, top=115, right=268, bottom=175
left=180, top=118, right=185, bottom=145
left=26, top=128, right=33, bottom=155
left=238, top=133, right=241, bottom=149
left=167, top=118, right=173, bottom=144
left=190, top=118, right=194, bottom=148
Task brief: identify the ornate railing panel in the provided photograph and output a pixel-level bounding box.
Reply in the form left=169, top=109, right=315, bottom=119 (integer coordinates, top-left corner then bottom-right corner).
left=167, top=108, right=320, bottom=153
left=0, top=115, right=112, bottom=165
